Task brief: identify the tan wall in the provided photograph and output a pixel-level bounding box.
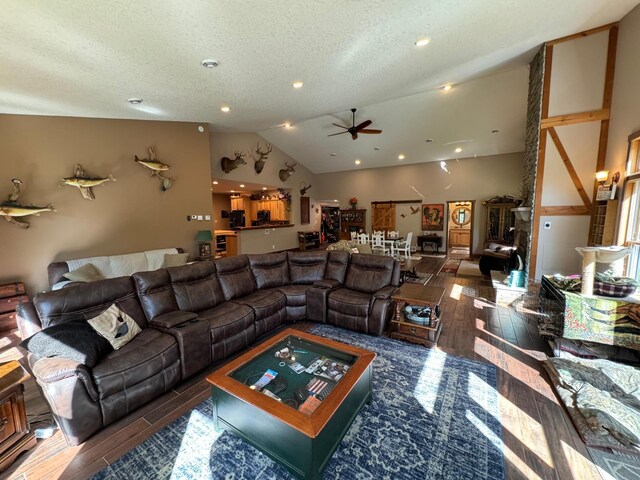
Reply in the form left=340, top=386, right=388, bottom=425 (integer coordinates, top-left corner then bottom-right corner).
left=212, top=193, right=231, bottom=230
left=0, top=114, right=212, bottom=295
left=607, top=4, right=640, bottom=226
left=210, top=132, right=320, bottom=253
left=314, top=153, right=524, bottom=254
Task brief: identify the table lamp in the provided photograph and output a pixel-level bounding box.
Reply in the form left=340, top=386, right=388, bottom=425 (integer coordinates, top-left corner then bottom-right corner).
left=196, top=230, right=213, bottom=258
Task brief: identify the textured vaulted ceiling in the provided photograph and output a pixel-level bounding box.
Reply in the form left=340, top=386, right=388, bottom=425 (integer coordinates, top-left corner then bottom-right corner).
left=1, top=0, right=638, bottom=173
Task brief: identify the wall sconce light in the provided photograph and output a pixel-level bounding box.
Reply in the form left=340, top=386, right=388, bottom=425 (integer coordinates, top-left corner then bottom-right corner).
left=612, top=171, right=621, bottom=184
left=595, top=170, right=609, bottom=184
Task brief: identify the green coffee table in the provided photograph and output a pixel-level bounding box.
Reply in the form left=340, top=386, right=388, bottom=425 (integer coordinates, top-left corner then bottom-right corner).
left=206, top=328, right=375, bottom=479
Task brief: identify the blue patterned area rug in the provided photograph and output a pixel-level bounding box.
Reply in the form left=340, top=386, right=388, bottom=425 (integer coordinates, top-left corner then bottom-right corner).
left=93, top=325, right=504, bottom=479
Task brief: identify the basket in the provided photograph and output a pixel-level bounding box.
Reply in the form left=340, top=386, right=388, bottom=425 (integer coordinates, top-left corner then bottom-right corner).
left=403, top=305, right=432, bottom=326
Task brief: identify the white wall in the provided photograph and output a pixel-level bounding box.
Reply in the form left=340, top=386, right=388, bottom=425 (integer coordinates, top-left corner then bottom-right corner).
left=314, top=153, right=524, bottom=254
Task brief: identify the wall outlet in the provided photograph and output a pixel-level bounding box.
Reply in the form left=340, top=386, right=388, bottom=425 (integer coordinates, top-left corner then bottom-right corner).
left=265, top=229, right=269, bottom=235
left=544, top=221, right=552, bottom=230
left=272, top=244, right=276, bottom=249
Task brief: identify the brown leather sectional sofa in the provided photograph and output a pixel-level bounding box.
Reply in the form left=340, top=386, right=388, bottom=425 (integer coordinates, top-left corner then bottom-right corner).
left=17, top=251, right=400, bottom=446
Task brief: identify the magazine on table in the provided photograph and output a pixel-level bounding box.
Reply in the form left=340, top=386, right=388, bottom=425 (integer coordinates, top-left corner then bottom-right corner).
left=314, top=358, right=350, bottom=381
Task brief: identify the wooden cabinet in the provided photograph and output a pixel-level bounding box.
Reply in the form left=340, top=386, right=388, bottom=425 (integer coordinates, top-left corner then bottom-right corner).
left=484, top=202, right=516, bottom=246
left=298, top=231, right=320, bottom=251
left=321, top=206, right=340, bottom=244
left=0, top=361, right=36, bottom=472
left=449, top=229, right=470, bottom=247
left=0, top=282, right=27, bottom=332
left=589, top=200, right=618, bottom=246
left=214, top=233, right=238, bottom=256
left=339, top=209, right=366, bottom=240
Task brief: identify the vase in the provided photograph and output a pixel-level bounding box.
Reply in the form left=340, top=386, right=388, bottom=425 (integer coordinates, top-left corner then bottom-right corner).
left=351, top=204, right=357, bottom=210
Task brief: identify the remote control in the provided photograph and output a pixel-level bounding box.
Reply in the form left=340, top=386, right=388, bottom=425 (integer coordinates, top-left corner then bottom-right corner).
left=305, top=356, right=325, bottom=374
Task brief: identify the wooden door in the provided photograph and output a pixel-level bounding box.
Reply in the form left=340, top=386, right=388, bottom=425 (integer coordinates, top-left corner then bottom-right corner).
left=372, top=204, right=395, bottom=232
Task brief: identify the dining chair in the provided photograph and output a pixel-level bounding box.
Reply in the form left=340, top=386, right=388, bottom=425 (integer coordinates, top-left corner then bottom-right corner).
left=387, top=230, right=399, bottom=239
left=357, top=233, right=369, bottom=244
left=350, top=231, right=358, bottom=241
left=371, top=232, right=387, bottom=255
left=395, top=231, right=413, bottom=258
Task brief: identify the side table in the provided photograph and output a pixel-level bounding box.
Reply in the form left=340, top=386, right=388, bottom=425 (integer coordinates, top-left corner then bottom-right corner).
left=0, top=361, right=37, bottom=471
left=390, top=284, right=445, bottom=347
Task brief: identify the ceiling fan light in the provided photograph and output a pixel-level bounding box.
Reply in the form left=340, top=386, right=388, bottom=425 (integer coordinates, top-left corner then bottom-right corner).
left=441, top=85, right=452, bottom=91
left=455, top=147, right=462, bottom=153
left=292, top=81, right=304, bottom=89
left=398, top=154, right=405, bottom=160
left=414, top=37, right=431, bottom=47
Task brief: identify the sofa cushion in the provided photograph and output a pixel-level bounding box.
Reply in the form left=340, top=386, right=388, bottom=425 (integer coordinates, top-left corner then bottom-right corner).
left=167, top=262, right=225, bottom=312
left=20, top=321, right=113, bottom=368
left=91, top=328, right=179, bottom=399
left=276, top=284, right=312, bottom=307
left=88, top=304, right=142, bottom=350
left=248, top=252, right=290, bottom=289
left=215, top=256, right=257, bottom=300
left=34, top=277, right=148, bottom=330
left=63, top=264, right=105, bottom=283
left=344, top=254, right=395, bottom=293
left=233, top=289, right=287, bottom=320
left=328, top=289, right=372, bottom=317
left=133, top=269, right=179, bottom=321
left=164, top=253, right=189, bottom=267
left=287, top=251, right=327, bottom=285
left=325, top=251, right=350, bottom=283
left=197, top=301, right=255, bottom=343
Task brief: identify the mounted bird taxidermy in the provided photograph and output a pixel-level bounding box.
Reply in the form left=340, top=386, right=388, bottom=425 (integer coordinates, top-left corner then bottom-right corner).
left=61, top=164, right=116, bottom=200
left=279, top=162, right=297, bottom=182
left=300, top=182, right=312, bottom=196
left=0, top=178, right=55, bottom=229
left=250, top=142, right=272, bottom=174
left=135, top=147, right=174, bottom=191
left=221, top=151, right=246, bottom=173
left=328, top=108, right=382, bottom=140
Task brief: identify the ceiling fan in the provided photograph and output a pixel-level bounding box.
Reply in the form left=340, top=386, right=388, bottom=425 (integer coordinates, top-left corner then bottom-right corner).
left=328, top=108, right=382, bottom=140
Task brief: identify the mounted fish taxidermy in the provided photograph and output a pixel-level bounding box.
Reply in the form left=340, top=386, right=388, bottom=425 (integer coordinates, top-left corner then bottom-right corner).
left=135, top=147, right=174, bottom=191
left=61, top=164, right=116, bottom=200
left=0, top=178, right=55, bottom=229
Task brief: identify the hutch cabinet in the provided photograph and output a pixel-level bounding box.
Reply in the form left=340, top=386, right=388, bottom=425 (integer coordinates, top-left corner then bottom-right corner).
left=339, top=209, right=367, bottom=240
left=589, top=199, right=618, bottom=246
left=484, top=202, right=516, bottom=246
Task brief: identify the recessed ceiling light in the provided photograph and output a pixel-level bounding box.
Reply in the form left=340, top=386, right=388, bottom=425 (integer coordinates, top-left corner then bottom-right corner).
left=262, top=187, right=267, bottom=191
left=398, top=154, right=405, bottom=160
left=220, top=106, right=231, bottom=113
left=239, top=184, right=245, bottom=188
left=441, top=85, right=452, bottom=91
left=292, top=81, right=304, bottom=89
left=492, top=129, right=500, bottom=134
left=198, top=125, right=205, bottom=133
left=425, top=139, right=433, bottom=143
left=128, top=98, right=143, bottom=105
left=355, top=159, right=361, bottom=165
left=201, top=59, right=219, bottom=68
left=330, top=153, right=337, bottom=157
left=212, top=181, right=218, bottom=185
left=455, top=147, right=462, bottom=153
left=230, top=190, right=235, bottom=193
left=334, top=199, right=338, bottom=202
left=414, top=37, right=431, bottom=47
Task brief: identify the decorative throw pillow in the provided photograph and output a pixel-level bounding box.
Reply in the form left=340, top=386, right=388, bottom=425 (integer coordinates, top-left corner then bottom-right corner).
left=64, top=263, right=105, bottom=283
left=20, top=321, right=113, bottom=368
left=88, top=304, right=142, bottom=350
left=164, top=253, right=189, bottom=267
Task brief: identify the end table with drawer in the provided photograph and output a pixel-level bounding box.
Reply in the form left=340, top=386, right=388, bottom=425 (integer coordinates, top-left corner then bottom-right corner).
left=0, top=361, right=37, bottom=472
left=390, top=284, right=446, bottom=347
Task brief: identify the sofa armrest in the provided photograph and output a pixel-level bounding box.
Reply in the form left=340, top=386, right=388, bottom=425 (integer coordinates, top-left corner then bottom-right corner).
left=32, top=357, right=99, bottom=402
left=16, top=301, right=42, bottom=339
left=149, top=311, right=198, bottom=329
left=314, top=279, right=342, bottom=289
left=374, top=285, right=397, bottom=299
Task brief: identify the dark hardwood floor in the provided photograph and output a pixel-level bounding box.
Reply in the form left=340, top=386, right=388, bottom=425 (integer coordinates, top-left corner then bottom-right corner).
left=0, top=257, right=612, bottom=479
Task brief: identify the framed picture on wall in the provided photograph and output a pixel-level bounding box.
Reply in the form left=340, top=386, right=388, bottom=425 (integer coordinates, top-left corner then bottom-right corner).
left=422, top=203, right=445, bottom=231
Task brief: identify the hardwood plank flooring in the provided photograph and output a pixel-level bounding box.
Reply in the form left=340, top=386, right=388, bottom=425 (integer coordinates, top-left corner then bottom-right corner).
left=0, top=260, right=621, bottom=479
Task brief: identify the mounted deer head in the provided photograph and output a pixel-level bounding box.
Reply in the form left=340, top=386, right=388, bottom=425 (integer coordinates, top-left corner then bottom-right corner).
left=220, top=150, right=246, bottom=173
left=300, top=182, right=312, bottom=196
left=278, top=162, right=297, bottom=182
left=250, top=142, right=272, bottom=174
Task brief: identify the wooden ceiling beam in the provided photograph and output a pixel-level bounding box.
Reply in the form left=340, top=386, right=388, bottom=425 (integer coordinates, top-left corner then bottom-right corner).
left=547, top=22, right=618, bottom=46
left=541, top=108, right=610, bottom=129
left=540, top=205, right=591, bottom=215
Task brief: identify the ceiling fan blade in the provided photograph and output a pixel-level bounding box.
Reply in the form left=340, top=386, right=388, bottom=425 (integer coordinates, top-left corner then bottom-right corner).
left=359, top=129, right=382, bottom=134
left=332, top=123, right=350, bottom=129
left=328, top=131, right=349, bottom=137
left=355, top=120, right=372, bottom=130
left=351, top=132, right=358, bottom=140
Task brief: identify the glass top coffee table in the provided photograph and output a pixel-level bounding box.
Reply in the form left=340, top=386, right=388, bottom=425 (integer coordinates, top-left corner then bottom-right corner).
left=206, top=328, right=375, bottom=479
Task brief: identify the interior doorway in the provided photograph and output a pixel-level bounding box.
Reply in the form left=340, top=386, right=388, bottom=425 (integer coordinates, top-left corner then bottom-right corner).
left=447, top=200, right=474, bottom=259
